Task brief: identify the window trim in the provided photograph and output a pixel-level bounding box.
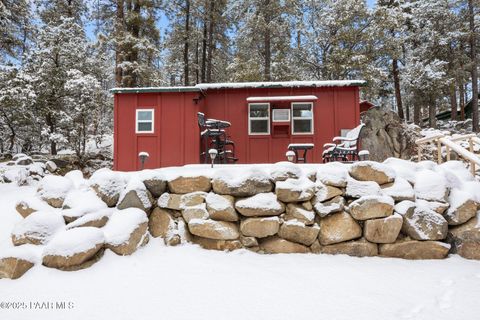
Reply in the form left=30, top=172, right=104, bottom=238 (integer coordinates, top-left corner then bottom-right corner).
left=248, top=103, right=270, bottom=135
left=291, top=102, right=314, bottom=135
left=136, top=108, right=155, bottom=134
left=272, top=108, right=291, bottom=122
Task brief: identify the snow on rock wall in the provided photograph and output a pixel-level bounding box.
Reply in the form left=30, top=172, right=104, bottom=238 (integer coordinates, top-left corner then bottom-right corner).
left=2, top=159, right=480, bottom=279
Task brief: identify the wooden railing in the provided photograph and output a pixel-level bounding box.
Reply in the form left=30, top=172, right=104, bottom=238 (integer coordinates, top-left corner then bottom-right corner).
left=415, top=133, right=480, bottom=175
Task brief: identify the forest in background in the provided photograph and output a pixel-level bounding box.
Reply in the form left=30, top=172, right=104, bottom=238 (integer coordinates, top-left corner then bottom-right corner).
left=1, top=0, right=480, bottom=156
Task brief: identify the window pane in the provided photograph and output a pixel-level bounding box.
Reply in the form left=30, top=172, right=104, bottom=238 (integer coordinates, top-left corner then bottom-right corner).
left=250, top=104, right=269, bottom=118
left=250, top=120, right=269, bottom=133
left=138, top=122, right=152, bottom=132
left=292, top=104, right=312, bottom=118
left=273, top=109, right=290, bottom=121
left=293, top=119, right=312, bottom=133
left=138, top=111, right=152, bottom=121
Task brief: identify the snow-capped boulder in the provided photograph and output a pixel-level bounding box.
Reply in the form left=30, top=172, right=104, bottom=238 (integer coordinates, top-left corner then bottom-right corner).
left=415, top=199, right=449, bottom=215
left=240, top=217, right=280, bottom=238
left=15, top=156, right=33, bottom=166
left=285, top=203, right=315, bottom=225
left=316, top=162, right=349, bottom=187
left=312, top=182, right=343, bottom=203
left=205, top=193, right=238, bottom=222
left=275, top=178, right=316, bottom=202
left=12, top=211, right=65, bottom=245
left=381, top=177, right=415, bottom=201
left=66, top=209, right=112, bottom=229
left=349, top=161, right=396, bottom=185
left=278, top=220, right=319, bottom=246
left=345, top=177, right=381, bottom=198
left=45, top=160, right=57, bottom=173
left=447, top=213, right=480, bottom=260
left=363, top=214, right=403, bottom=244
left=212, top=168, right=272, bottom=196
left=394, top=200, right=416, bottom=216
left=62, top=189, right=108, bottom=222
left=37, top=175, right=73, bottom=208
left=139, top=170, right=166, bottom=197
left=149, top=207, right=176, bottom=238
left=103, top=208, right=149, bottom=255
left=349, top=195, right=394, bottom=220
left=0, top=247, right=36, bottom=279
left=259, top=236, right=309, bottom=254
left=240, top=235, right=259, bottom=248
left=269, top=161, right=302, bottom=182
left=402, top=206, right=448, bottom=241
left=12, top=153, right=28, bottom=161
left=188, top=219, right=239, bottom=240
left=167, top=175, right=211, bottom=194
left=414, top=170, right=448, bottom=202
left=64, top=170, right=87, bottom=189
left=191, top=237, right=242, bottom=251
left=235, top=193, right=285, bottom=217
left=443, top=189, right=478, bottom=225
left=316, top=238, right=378, bottom=257
left=42, top=227, right=105, bottom=271
left=117, top=178, right=154, bottom=213
left=89, top=169, right=126, bottom=207
left=383, top=158, right=418, bottom=185
left=318, top=212, right=362, bottom=245
left=15, top=197, right=51, bottom=218
left=313, top=196, right=345, bottom=218
left=182, top=204, right=209, bottom=223
left=379, top=239, right=450, bottom=259
left=158, top=192, right=206, bottom=210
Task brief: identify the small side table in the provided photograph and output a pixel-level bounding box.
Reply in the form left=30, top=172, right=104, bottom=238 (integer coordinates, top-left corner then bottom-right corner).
left=288, top=143, right=314, bottom=163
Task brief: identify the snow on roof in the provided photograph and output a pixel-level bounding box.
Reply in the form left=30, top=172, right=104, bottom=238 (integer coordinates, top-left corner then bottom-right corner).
left=111, top=80, right=366, bottom=93
left=246, top=95, right=318, bottom=102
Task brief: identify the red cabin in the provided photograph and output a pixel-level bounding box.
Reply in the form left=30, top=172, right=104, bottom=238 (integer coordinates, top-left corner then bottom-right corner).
left=112, top=80, right=365, bottom=171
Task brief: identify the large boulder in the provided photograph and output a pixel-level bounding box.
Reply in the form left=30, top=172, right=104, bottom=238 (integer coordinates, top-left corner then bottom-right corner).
left=191, top=236, right=243, bottom=251
left=188, top=219, right=239, bottom=240
left=447, top=214, right=480, bottom=260
left=37, top=175, right=74, bottom=208
left=360, top=107, right=419, bottom=161
left=42, top=227, right=105, bottom=271
left=240, top=217, right=280, bottom=238
left=139, top=170, right=166, bottom=197
left=12, top=211, right=65, bottom=246
left=278, top=220, right=319, bottom=246
left=269, top=162, right=302, bottom=182
left=275, top=178, right=315, bottom=202
left=349, top=161, right=396, bottom=185
left=103, top=208, right=149, bottom=255
left=259, top=236, right=309, bottom=254
left=158, top=192, right=206, bottom=210
left=348, top=195, right=394, bottom=220
left=61, top=189, right=108, bottom=222
left=167, top=175, right=211, bottom=194
left=402, top=206, right=448, bottom=241
left=381, top=177, right=415, bottom=202
left=285, top=203, right=315, bottom=225
left=312, top=182, right=343, bottom=203
left=205, top=193, right=238, bottom=222
left=363, top=213, right=403, bottom=244
left=15, top=197, right=51, bottom=218
left=212, top=168, right=272, bottom=196
left=318, top=211, right=362, bottom=245
left=0, top=248, right=36, bottom=279
left=117, top=178, right=154, bottom=213
left=235, top=193, right=285, bottom=217
left=345, top=178, right=381, bottom=198
left=89, top=169, right=126, bottom=207
left=379, top=239, right=450, bottom=259
left=148, top=207, right=177, bottom=238
left=181, top=204, right=209, bottom=223
left=316, top=238, right=378, bottom=257
left=66, top=209, right=112, bottom=229
left=443, top=189, right=478, bottom=225
left=414, top=170, right=448, bottom=202
left=316, top=163, right=349, bottom=187
left=313, top=196, right=345, bottom=218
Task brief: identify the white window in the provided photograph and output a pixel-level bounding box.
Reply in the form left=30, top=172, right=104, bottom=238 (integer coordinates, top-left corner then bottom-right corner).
left=136, top=109, right=154, bottom=133
left=272, top=109, right=290, bottom=122
left=291, top=102, right=313, bottom=134
left=248, top=103, right=270, bottom=135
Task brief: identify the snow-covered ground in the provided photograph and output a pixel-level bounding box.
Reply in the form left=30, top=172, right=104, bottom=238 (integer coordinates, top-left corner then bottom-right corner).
left=1, top=183, right=480, bottom=319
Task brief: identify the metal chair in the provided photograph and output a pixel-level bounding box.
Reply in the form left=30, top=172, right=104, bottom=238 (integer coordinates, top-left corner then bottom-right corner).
left=322, top=124, right=365, bottom=163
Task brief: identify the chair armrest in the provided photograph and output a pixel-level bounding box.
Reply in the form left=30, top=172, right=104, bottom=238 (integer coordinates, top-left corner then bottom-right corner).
left=323, top=143, right=337, bottom=148
left=332, top=136, right=358, bottom=142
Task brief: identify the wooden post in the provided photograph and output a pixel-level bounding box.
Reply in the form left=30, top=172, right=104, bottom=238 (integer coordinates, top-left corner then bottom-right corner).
left=470, top=137, right=476, bottom=175
left=446, top=146, right=450, bottom=161
left=437, top=140, right=442, bottom=164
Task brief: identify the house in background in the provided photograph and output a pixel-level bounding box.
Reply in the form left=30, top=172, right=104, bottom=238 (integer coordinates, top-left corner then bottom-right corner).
left=435, top=94, right=480, bottom=121
left=111, top=80, right=365, bottom=171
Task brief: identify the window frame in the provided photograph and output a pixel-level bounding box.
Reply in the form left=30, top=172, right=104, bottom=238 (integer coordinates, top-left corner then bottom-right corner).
left=248, top=103, right=270, bottom=135
left=135, top=108, right=155, bottom=134
left=291, top=102, right=314, bottom=135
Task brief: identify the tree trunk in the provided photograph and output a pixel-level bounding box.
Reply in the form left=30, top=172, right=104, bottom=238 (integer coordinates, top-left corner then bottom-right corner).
left=392, top=58, right=404, bottom=120
left=184, top=0, right=191, bottom=86
left=206, top=0, right=215, bottom=82
left=413, top=100, right=420, bottom=125
left=201, top=0, right=208, bottom=83
left=450, top=85, right=457, bottom=120
left=469, top=0, right=479, bottom=132
left=459, top=81, right=466, bottom=120
left=263, top=0, right=271, bottom=81
left=115, top=0, right=124, bottom=86
left=195, top=36, right=199, bottom=84
left=428, top=101, right=436, bottom=128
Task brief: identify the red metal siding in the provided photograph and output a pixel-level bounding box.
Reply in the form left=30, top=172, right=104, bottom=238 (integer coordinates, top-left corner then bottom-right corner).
left=114, top=85, right=360, bottom=171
